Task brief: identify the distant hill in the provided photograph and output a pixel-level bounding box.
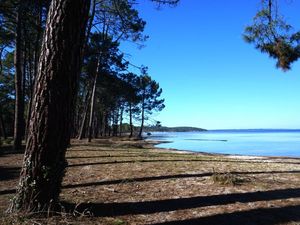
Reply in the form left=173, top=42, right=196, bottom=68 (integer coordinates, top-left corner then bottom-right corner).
left=144, top=126, right=207, bottom=132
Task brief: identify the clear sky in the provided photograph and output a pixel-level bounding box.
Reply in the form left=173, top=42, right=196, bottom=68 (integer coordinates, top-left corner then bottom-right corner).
left=121, top=0, right=300, bottom=130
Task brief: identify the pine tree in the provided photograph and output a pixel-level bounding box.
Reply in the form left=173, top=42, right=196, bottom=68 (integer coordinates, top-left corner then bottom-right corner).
left=9, top=0, right=90, bottom=212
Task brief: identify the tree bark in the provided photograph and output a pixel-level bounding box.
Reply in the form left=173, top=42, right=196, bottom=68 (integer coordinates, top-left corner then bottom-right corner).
left=13, top=4, right=25, bottom=151
left=9, top=0, right=90, bottom=213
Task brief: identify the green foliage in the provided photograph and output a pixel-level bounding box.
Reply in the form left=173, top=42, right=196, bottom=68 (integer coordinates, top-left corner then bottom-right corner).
left=243, top=0, right=300, bottom=70
left=94, top=0, right=148, bottom=44
left=138, top=71, right=165, bottom=115
left=112, top=218, right=127, bottom=225
left=144, top=126, right=206, bottom=132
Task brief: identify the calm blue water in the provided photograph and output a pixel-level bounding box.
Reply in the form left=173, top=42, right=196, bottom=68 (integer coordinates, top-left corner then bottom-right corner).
left=148, top=130, right=300, bottom=157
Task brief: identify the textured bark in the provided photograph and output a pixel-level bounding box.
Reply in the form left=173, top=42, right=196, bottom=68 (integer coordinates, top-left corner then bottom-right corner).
left=13, top=5, right=25, bottom=151
left=9, top=0, right=90, bottom=212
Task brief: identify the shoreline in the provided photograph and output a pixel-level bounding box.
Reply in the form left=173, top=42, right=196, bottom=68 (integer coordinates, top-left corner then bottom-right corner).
left=146, top=139, right=300, bottom=161
left=2, top=137, right=300, bottom=224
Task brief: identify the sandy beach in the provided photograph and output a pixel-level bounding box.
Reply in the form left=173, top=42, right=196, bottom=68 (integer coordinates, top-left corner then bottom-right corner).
left=1, top=138, right=300, bottom=224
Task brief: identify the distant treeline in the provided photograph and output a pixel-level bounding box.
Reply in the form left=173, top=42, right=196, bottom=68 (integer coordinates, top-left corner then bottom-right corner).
left=144, top=126, right=207, bottom=132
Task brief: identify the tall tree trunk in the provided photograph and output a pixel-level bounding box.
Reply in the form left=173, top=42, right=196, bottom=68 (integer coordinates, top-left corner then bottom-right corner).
left=129, top=103, right=133, bottom=138
left=25, top=1, right=43, bottom=141
left=76, top=0, right=96, bottom=140
left=101, top=111, right=106, bottom=136
left=93, top=114, right=99, bottom=138
left=0, top=107, right=6, bottom=140
left=119, top=106, right=123, bottom=137
left=78, top=90, right=91, bottom=140
left=9, top=0, right=90, bottom=213
left=22, top=34, right=28, bottom=139
left=138, top=98, right=145, bottom=138
left=13, top=4, right=25, bottom=151
left=87, top=61, right=100, bottom=142
left=0, top=50, right=6, bottom=140
left=84, top=0, right=96, bottom=52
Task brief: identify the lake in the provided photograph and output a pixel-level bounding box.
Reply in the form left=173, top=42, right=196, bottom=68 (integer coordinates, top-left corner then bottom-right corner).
left=148, top=130, right=300, bottom=157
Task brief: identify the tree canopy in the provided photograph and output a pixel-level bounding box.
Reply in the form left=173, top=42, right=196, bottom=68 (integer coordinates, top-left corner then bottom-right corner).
left=244, top=0, right=300, bottom=70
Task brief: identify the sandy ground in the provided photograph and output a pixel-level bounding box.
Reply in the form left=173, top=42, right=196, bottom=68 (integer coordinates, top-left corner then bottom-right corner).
left=1, top=138, right=300, bottom=224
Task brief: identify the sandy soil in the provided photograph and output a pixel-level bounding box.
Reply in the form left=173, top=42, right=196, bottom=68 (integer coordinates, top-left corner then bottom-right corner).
left=1, top=138, right=300, bottom=224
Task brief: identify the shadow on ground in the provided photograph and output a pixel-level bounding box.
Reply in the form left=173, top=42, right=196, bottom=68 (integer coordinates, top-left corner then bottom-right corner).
left=62, top=187, right=300, bottom=218
left=2, top=170, right=300, bottom=196
left=0, top=145, right=25, bottom=156
left=67, top=159, right=300, bottom=167
left=0, top=166, right=21, bottom=181
left=150, top=204, right=300, bottom=225
left=63, top=170, right=300, bottom=189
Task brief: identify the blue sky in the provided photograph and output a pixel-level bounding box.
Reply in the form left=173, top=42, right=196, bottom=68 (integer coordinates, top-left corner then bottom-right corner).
left=121, top=0, right=300, bottom=129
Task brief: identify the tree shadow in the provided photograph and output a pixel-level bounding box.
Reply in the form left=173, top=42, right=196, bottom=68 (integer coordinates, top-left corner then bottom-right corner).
left=66, top=155, right=146, bottom=159
left=150, top=204, right=300, bottom=225
left=0, top=145, right=25, bottom=156
left=0, top=166, right=21, bottom=181
left=70, top=144, right=112, bottom=148
left=0, top=189, right=16, bottom=195
left=63, top=170, right=300, bottom=189
left=62, top=187, right=300, bottom=217
left=67, top=149, right=137, bottom=152
left=67, top=159, right=300, bottom=168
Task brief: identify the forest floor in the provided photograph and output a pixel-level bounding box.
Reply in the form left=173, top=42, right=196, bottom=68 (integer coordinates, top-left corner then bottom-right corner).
left=1, top=138, right=300, bottom=224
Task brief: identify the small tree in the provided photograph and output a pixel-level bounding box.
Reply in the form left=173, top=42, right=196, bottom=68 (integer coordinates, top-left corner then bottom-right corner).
left=137, top=70, right=165, bottom=138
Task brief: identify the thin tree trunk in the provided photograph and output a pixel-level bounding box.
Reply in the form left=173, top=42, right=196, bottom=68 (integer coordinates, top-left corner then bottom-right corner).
left=9, top=0, right=90, bottom=213
left=0, top=50, right=6, bottom=140
left=0, top=107, right=6, bottom=139
left=13, top=4, right=25, bottom=151
left=138, top=98, right=145, bottom=138
left=119, top=106, right=123, bottom=137
left=87, top=60, right=100, bottom=142
left=93, top=114, right=98, bottom=138
left=33, top=0, right=42, bottom=82
left=78, top=90, right=91, bottom=140
left=84, top=0, right=96, bottom=52
left=22, top=33, right=28, bottom=139
left=25, top=39, right=34, bottom=141
left=101, top=111, right=106, bottom=136
left=129, top=103, right=133, bottom=138
left=25, top=0, right=42, bottom=141
left=112, top=109, right=118, bottom=137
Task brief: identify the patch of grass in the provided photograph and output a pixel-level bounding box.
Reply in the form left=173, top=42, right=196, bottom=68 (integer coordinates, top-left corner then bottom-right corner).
left=211, top=172, right=244, bottom=186
left=111, top=218, right=127, bottom=225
